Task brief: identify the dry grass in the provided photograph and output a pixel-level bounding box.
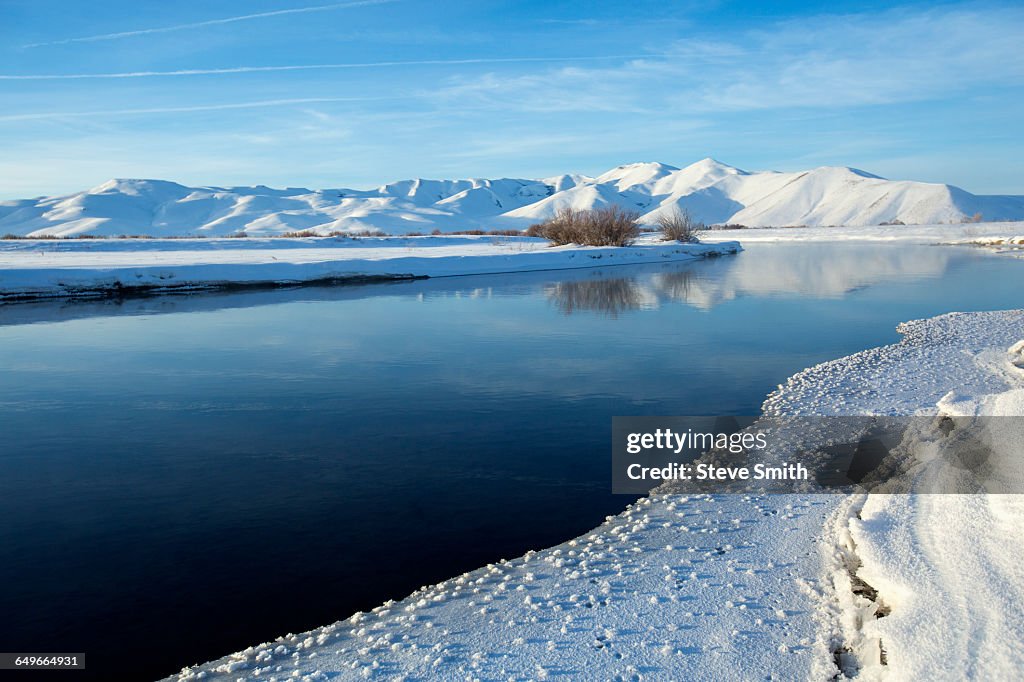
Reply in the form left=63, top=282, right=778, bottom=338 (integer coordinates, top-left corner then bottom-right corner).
left=656, top=208, right=705, bottom=243
left=333, top=230, right=385, bottom=238
left=427, top=228, right=526, bottom=236
left=526, top=206, right=640, bottom=246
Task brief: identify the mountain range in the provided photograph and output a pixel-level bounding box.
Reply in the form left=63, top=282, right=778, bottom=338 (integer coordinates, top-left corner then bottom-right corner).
left=2, top=159, right=1022, bottom=237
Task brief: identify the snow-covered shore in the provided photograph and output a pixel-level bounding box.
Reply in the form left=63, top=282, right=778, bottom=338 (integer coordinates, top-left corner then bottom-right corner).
left=164, top=309, right=1024, bottom=682
left=768, top=310, right=1024, bottom=679
left=699, top=221, right=1024, bottom=245
left=0, top=235, right=739, bottom=301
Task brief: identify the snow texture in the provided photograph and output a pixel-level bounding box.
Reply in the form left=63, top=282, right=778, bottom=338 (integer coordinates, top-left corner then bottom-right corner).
left=769, top=310, right=1024, bottom=679
left=3, top=160, right=1023, bottom=237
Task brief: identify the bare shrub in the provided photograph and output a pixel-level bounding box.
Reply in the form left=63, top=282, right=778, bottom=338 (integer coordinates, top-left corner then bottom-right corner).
left=528, top=206, right=640, bottom=246
left=657, top=208, right=705, bottom=243
left=448, top=229, right=524, bottom=236
left=1, top=233, right=117, bottom=239
left=325, top=230, right=384, bottom=238
left=280, top=230, right=318, bottom=238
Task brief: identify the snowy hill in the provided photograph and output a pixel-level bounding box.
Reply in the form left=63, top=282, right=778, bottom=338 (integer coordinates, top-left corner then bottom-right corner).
left=2, top=159, right=1022, bottom=237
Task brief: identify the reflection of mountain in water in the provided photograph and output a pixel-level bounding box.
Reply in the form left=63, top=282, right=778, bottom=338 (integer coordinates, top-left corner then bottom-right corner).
left=544, top=278, right=658, bottom=317
left=545, top=244, right=955, bottom=316
left=653, top=243, right=954, bottom=309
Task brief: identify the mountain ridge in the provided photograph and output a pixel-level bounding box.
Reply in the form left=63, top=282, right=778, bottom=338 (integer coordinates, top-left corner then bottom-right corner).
left=2, top=159, right=1022, bottom=237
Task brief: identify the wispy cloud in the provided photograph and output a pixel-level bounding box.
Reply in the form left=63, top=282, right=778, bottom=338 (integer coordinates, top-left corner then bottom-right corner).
left=0, top=97, right=396, bottom=122
left=22, top=0, right=396, bottom=48
left=429, top=66, right=656, bottom=114
left=0, top=55, right=650, bottom=80
left=427, top=7, right=1024, bottom=114
left=685, top=7, right=1024, bottom=111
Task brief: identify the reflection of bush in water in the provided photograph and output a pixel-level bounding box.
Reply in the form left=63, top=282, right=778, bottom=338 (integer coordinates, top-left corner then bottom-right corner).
left=545, top=278, right=649, bottom=317
left=650, top=269, right=696, bottom=301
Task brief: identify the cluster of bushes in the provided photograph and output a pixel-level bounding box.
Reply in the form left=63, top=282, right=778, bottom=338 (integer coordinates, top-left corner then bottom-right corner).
left=526, top=206, right=641, bottom=246
left=0, top=230, right=392, bottom=240
left=429, top=228, right=524, bottom=236
left=1, top=233, right=158, bottom=240
left=278, top=229, right=384, bottom=238
left=523, top=207, right=715, bottom=246
left=655, top=209, right=706, bottom=243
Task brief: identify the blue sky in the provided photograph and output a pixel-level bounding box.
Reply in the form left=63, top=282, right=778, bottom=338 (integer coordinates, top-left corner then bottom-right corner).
left=1, top=0, right=1022, bottom=198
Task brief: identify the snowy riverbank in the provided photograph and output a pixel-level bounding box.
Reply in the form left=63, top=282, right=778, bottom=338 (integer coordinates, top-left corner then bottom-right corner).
left=164, top=309, right=1024, bottom=681
left=0, top=235, right=739, bottom=301
left=699, top=221, right=1024, bottom=245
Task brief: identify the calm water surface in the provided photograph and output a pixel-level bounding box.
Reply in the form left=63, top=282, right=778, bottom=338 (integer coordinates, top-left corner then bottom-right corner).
left=1, top=243, right=1022, bottom=680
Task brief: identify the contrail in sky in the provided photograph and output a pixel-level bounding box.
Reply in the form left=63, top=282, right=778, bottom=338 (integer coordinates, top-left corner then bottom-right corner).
left=22, top=0, right=396, bottom=48
left=0, top=55, right=651, bottom=80
left=0, top=97, right=395, bottom=122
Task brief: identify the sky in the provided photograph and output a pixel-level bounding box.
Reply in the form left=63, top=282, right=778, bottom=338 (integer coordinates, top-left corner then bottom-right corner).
left=1, top=0, right=1023, bottom=198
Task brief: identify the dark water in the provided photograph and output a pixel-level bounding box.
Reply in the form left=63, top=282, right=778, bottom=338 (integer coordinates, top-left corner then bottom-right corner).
left=1, top=243, right=1022, bottom=681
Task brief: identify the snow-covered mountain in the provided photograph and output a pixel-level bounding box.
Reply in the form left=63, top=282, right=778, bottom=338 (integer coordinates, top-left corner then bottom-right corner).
left=3, top=159, right=1022, bottom=237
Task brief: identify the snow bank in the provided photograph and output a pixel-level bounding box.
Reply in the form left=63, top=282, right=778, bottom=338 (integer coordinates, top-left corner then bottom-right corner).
left=768, top=310, right=1024, bottom=679
left=3, top=159, right=1022, bottom=238
left=0, top=235, right=739, bottom=301
left=957, top=235, right=1024, bottom=258
left=962, top=235, right=1024, bottom=247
